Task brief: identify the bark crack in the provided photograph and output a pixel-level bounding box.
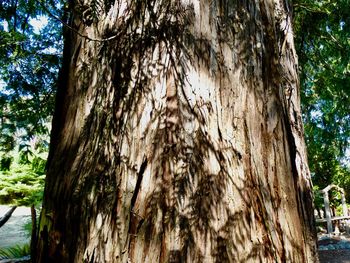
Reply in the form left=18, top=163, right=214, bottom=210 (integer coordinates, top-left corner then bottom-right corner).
left=130, top=157, right=148, bottom=215
left=126, top=157, right=148, bottom=261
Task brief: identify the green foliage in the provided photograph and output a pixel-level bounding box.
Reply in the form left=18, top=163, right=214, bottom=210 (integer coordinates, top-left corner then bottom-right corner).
left=0, top=155, right=13, bottom=171
left=335, top=203, right=350, bottom=216
left=0, top=147, right=46, bottom=205
left=313, top=185, right=324, bottom=209
left=0, top=167, right=45, bottom=205
left=23, top=220, right=33, bottom=238
left=0, top=0, right=348, bottom=212
left=0, top=244, right=30, bottom=259
left=0, top=0, right=63, bottom=207
left=31, top=156, right=46, bottom=174
left=23, top=207, right=40, bottom=237
left=332, top=164, right=350, bottom=200
left=293, top=0, right=350, bottom=196
left=0, top=0, right=63, bottom=154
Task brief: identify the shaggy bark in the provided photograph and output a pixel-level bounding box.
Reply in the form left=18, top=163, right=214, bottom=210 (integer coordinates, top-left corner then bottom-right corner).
left=35, top=0, right=318, bottom=262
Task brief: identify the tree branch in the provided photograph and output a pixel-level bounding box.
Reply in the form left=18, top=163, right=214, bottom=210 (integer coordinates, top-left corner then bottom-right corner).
left=37, top=0, right=119, bottom=42
left=0, top=206, right=17, bottom=228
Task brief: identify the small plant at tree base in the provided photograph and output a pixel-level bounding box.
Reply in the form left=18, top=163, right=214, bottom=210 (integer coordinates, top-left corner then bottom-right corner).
left=0, top=139, right=47, bottom=206
left=0, top=244, right=30, bottom=260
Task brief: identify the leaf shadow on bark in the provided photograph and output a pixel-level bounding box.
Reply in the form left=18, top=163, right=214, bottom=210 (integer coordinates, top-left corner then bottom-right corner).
left=37, top=1, right=316, bottom=262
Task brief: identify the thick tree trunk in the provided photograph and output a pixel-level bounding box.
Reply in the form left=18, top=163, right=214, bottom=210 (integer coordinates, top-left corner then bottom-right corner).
left=36, top=0, right=318, bottom=262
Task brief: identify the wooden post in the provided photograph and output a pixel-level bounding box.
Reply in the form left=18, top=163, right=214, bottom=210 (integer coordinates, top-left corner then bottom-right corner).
left=341, top=191, right=350, bottom=234
left=323, top=191, right=333, bottom=234
left=341, top=192, right=348, bottom=216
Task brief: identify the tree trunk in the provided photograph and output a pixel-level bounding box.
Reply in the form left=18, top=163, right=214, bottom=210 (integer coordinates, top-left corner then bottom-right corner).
left=0, top=206, right=16, bottom=228
left=35, top=0, right=318, bottom=262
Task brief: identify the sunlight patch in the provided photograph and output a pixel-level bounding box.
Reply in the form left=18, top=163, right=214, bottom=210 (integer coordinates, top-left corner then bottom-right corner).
left=29, top=16, right=48, bottom=34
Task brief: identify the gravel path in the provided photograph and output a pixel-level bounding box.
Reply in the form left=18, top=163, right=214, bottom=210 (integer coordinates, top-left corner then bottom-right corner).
left=0, top=206, right=31, bottom=248
left=319, top=250, right=350, bottom=263
left=318, top=234, right=350, bottom=263
left=3, top=205, right=350, bottom=262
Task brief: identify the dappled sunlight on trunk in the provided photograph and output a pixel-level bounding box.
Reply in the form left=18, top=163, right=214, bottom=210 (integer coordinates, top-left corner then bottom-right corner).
left=35, top=1, right=318, bottom=262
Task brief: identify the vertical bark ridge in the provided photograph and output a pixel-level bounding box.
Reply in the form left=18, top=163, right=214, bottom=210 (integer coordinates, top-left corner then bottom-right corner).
left=36, top=0, right=318, bottom=262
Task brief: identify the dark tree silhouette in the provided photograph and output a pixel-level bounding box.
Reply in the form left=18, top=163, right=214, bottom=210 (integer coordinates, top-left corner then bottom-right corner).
left=0, top=206, right=17, bottom=228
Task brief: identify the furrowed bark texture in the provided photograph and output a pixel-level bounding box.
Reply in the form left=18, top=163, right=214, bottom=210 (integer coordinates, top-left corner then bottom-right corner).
left=36, top=0, right=318, bottom=262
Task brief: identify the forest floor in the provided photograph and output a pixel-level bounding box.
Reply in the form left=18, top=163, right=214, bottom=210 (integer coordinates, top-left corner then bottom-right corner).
left=319, top=249, right=350, bottom=263
left=318, top=233, right=350, bottom=263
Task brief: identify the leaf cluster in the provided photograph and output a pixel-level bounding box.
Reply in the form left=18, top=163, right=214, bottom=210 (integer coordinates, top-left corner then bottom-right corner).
left=0, top=243, right=30, bottom=259
left=0, top=0, right=63, bottom=154
left=0, top=163, right=45, bottom=206
left=0, top=133, right=47, bottom=206
left=293, top=0, right=350, bottom=197
left=0, top=0, right=63, bottom=207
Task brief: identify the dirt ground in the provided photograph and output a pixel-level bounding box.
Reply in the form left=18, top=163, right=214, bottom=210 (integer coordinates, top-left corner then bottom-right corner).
left=318, top=235, right=350, bottom=263
left=0, top=206, right=31, bottom=248
left=319, top=250, right=350, bottom=263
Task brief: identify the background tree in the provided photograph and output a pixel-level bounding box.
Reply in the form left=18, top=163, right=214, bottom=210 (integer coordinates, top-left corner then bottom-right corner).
left=293, top=0, right=350, bottom=201
left=0, top=1, right=63, bottom=256
left=0, top=0, right=63, bottom=206
left=35, top=0, right=318, bottom=262
left=0, top=0, right=62, bottom=145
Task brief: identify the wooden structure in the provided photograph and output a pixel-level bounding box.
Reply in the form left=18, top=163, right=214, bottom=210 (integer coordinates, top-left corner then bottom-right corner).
left=316, top=184, right=350, bottom=234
